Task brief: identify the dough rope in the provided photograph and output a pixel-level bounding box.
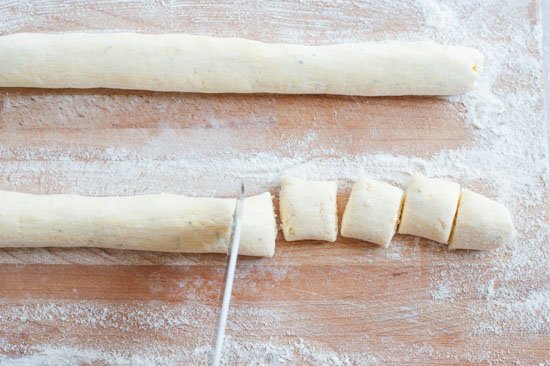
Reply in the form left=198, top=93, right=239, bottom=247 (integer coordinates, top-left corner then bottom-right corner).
left=0, top=190, right=277, bottom=257
left=0, top=175, right=514, bottom=254
left=0, top=33, right=483, bottom=96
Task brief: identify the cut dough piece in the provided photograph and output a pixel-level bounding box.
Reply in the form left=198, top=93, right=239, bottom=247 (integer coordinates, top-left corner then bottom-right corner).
left=341, top=178, right=404, bottom=247
left=0, top=33, right=483, bottom=96
left=449, top=189, right=515, bottom=250
left=0, top=190, right=277, bottom=257
left=398, top=174, right=460, bottom=244
left=280, top=177, right=338, bottom=242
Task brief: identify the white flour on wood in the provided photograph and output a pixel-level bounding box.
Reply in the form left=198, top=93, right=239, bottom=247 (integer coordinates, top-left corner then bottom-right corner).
left=0, top=0, right=548, bottom=365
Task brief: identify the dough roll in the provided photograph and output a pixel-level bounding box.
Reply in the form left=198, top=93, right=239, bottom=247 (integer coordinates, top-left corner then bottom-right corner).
left=0, top=33, right=483, bottom=96
left=0, top=190, right=277, bottom=257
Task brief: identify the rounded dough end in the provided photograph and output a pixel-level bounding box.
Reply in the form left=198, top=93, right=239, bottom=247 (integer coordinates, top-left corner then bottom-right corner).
left=448, top=189, right=515, bottom=250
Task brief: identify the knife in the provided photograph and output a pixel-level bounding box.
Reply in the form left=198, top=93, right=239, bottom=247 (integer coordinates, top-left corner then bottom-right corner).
left=210, top=183, right=245, bottom=366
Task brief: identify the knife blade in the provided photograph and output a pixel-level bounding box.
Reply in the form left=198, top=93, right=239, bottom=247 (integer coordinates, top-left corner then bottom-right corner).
left=210, top=183, right=245, bottom=366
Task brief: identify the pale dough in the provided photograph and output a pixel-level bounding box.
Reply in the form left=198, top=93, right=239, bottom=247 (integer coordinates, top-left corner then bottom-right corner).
left=341, top=178, right=404, bottom=247
left=449, top=189, right=515, bottom=250
left=0, top=33, right=483, bottom=96
left=397, top=174, right=460, bottom=244
left=0, top=190, right=277, bottom=257
left=280, top=177, right=338, bottom=242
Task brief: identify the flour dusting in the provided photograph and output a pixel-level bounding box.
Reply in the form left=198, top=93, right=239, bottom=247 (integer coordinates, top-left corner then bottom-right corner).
left=0, top=0, right=548, bottom=365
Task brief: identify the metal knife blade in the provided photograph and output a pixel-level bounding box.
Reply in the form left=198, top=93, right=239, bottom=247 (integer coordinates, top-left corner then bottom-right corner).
left=210, top=183, right=245, bottom=366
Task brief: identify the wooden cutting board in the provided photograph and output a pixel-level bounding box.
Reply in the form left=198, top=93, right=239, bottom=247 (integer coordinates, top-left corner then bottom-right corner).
left=0, top=1, right=548, bottom=365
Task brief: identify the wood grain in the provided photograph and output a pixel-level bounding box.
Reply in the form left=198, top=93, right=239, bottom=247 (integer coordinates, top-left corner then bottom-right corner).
left=0, top=0, right=548, bottom=365
left=0, top=90, right=467, bottom=156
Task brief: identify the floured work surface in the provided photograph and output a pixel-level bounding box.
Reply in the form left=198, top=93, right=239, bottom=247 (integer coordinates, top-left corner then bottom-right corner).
left=0, top=1, right=548, bottom=365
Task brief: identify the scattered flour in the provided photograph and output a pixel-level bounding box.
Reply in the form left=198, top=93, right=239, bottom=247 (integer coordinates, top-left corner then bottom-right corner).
left=430, top=282, right=458, bottom=301
left=0, top=0, right=548, bottom=365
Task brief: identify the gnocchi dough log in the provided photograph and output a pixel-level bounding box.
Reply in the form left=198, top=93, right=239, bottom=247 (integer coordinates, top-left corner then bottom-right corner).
left=0, top=33, right=483, bottom=96
left=0, top=190, right=277, bottom=257
left=449, top=189, right=515, bottom=250
left=341, top=178, right=404, bottom=248
left=280, top=177, right=338, bottom=242
left=398, top=174, right=460, bottom=244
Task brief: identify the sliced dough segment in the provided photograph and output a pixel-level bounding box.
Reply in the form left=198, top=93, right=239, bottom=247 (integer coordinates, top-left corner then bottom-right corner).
left=280, top=177, right=338, bottom=242
left=448, top=189, right=515, bottom=250
left=397, top=174, right=460, bottom=244
left=0, top=190, right=277, bottom=257
left=341, top=178, right=404, bottom=247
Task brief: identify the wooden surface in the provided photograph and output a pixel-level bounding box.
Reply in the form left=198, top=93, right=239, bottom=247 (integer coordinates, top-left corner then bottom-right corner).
left=0, top=1, right=549, bottom=365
